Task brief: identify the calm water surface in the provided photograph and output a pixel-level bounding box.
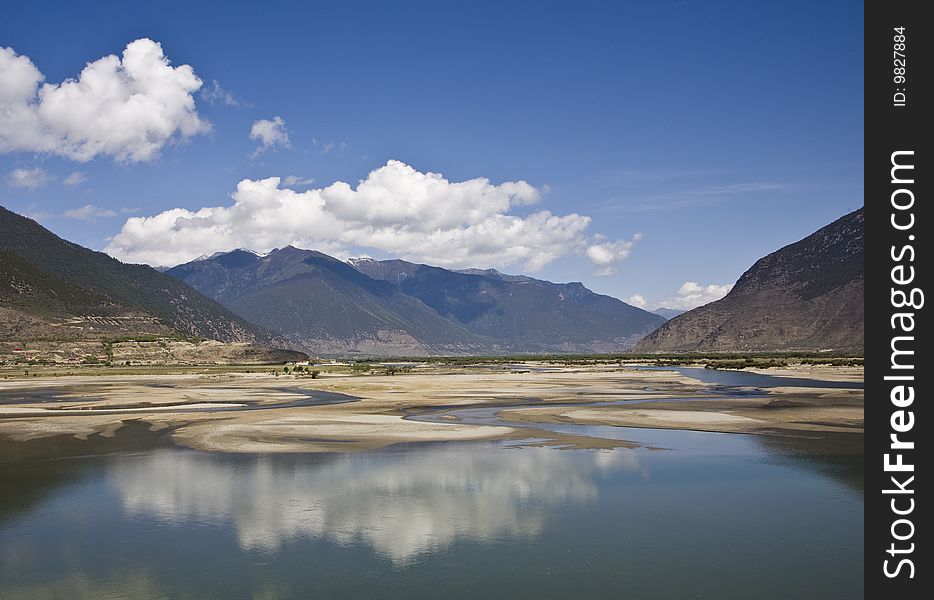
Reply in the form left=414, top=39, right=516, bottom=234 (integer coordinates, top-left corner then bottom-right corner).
left=0, top=368, right=863, bottom=599
left=629, top=365, right=864, bottom=389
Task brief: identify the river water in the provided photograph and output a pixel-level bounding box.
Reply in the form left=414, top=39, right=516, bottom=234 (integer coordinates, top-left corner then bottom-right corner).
left=0, top=368, right=863, bottom=599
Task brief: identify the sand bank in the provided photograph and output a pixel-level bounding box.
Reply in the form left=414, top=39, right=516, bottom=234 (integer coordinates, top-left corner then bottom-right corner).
left=0, top=365, right=862, bottom=455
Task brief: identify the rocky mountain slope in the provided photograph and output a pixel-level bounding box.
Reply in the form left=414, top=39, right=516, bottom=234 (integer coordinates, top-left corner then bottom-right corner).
left=1, top=206, right=300, bottom=364
left=168, top=248, right=489, bottom=355
left=652, top=307, right=685, bottom=320
left=169, top=249, right=664, bottom=355
left=633, top=208, right=864, bottom=353
left=350, top=258, right=666, bottom=352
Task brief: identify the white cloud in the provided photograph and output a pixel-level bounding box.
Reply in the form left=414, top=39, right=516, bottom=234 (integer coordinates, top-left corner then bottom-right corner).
left=660, top=281, right=733, bottom=310
left=586, top=233, right=642, bottom=276
left=106, top=160, right=639, bottom=271
left=249, top=116, right=289, bottom=155
left=0, top=39, right=209, bottom=162
left=282, top=175, right=315, bottom=187
left=7, top=167, right=50, bottom=189
left=62, top=170, right=86, bottom=186
left=200, top=79, right=240, bottom=106
left=626, top=294, right=647, bottom=309
left=62, top=203, right=117, bottom=222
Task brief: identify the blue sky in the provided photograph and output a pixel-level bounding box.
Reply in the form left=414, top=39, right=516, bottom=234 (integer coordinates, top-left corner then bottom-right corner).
left=0, top=0, right=863, bottom=310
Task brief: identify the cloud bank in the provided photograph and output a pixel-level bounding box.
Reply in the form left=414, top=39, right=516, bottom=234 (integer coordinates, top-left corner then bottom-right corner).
left=106, top=160, right=639, bottom=272
left=661, top=281, right=733, bottom=310
left=0, top=38, right=209, bottom=162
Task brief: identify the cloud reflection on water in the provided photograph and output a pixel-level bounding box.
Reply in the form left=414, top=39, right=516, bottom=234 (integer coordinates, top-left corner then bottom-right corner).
left=110, top=445, right=643, bottom=565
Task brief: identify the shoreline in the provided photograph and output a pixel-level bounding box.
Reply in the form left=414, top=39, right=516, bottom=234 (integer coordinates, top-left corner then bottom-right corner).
left=0, top=364, right=863, bottom=457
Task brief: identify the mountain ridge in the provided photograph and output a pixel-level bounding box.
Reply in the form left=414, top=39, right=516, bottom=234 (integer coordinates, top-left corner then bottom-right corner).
left=1, top=206, right=303, bottom=364
left=350, top=257, right=666, bottom=352
left=169, top=249, right=666, bottom=355
left=168, top=247, right=490, bottom=355
left=633, top=207, right=864, bottom=353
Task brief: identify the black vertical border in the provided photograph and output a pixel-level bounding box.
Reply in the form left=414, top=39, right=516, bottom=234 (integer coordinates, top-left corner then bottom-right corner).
left=865, top=0, right=928, bottom=596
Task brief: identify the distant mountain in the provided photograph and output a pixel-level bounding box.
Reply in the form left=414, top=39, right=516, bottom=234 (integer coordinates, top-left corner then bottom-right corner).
left=0, top=206, right=272, bottom=346
left=349, top=258, right=666, bottom=353
left=168, top=249, right=664, bottom=356
left=652, top=307, right=685, bottom=320
left=168, top=248, right=489, bottom=355
left=633, top=208, right=864, bottom=353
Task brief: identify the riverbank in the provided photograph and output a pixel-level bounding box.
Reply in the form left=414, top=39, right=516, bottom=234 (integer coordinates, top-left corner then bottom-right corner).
left=499, top=386, right=863, bottom=436
left=0, top=364, right=863, bottom=456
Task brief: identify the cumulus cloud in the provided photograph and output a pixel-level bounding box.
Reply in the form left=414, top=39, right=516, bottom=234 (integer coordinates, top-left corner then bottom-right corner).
left=106, top=160, right=639, bottom=271
left=660, top=281, right=733, bottom=310
left=249, top=116, right=289, bottom=155
left=0, top=39, right=209, bottom=162
left=62, top=170, right=86, bottom=186
left=626, top=294, right=647, bottom=309
left=62, top=203, right=117, bottom=222
left=7, top=167, right=50, bottom=189
left=586, top=233, right=642, bottom=276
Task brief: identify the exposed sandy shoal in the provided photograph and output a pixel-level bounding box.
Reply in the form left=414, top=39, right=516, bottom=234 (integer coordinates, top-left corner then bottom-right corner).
left=174, top=412, right=515, bottom=453
left=0, top=365, right=863, bottom=454
left=500, top=386, right=864, bottom=435
left=0, top=402, right=247, bottom=415
left=742, top=365, right=864, bottom=383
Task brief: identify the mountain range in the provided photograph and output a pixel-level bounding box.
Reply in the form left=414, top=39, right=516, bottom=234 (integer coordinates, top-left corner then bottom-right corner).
left=633, top=207, right=864, bottom=353
left=167, top=249, right=666, bottom=355
left=1, top=203, right=864, bottom=361
left=0, top=206, right=303, bottom=364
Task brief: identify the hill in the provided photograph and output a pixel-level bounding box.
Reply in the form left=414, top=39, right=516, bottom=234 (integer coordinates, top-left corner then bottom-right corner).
left=0, top=206, right=301, bottom=364
left=633, top=208, right=864, bottom=353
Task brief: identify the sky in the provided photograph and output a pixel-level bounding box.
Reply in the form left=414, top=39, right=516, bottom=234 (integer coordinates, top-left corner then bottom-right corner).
left=0, top=0, right=864, bottom=310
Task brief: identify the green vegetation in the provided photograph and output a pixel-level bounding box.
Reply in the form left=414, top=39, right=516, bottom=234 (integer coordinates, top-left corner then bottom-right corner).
left=349, top=351, right=862, bottom=368
left=1, top=350, right=862, bottom=381
left=698, top=357, right=862, bottom=370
